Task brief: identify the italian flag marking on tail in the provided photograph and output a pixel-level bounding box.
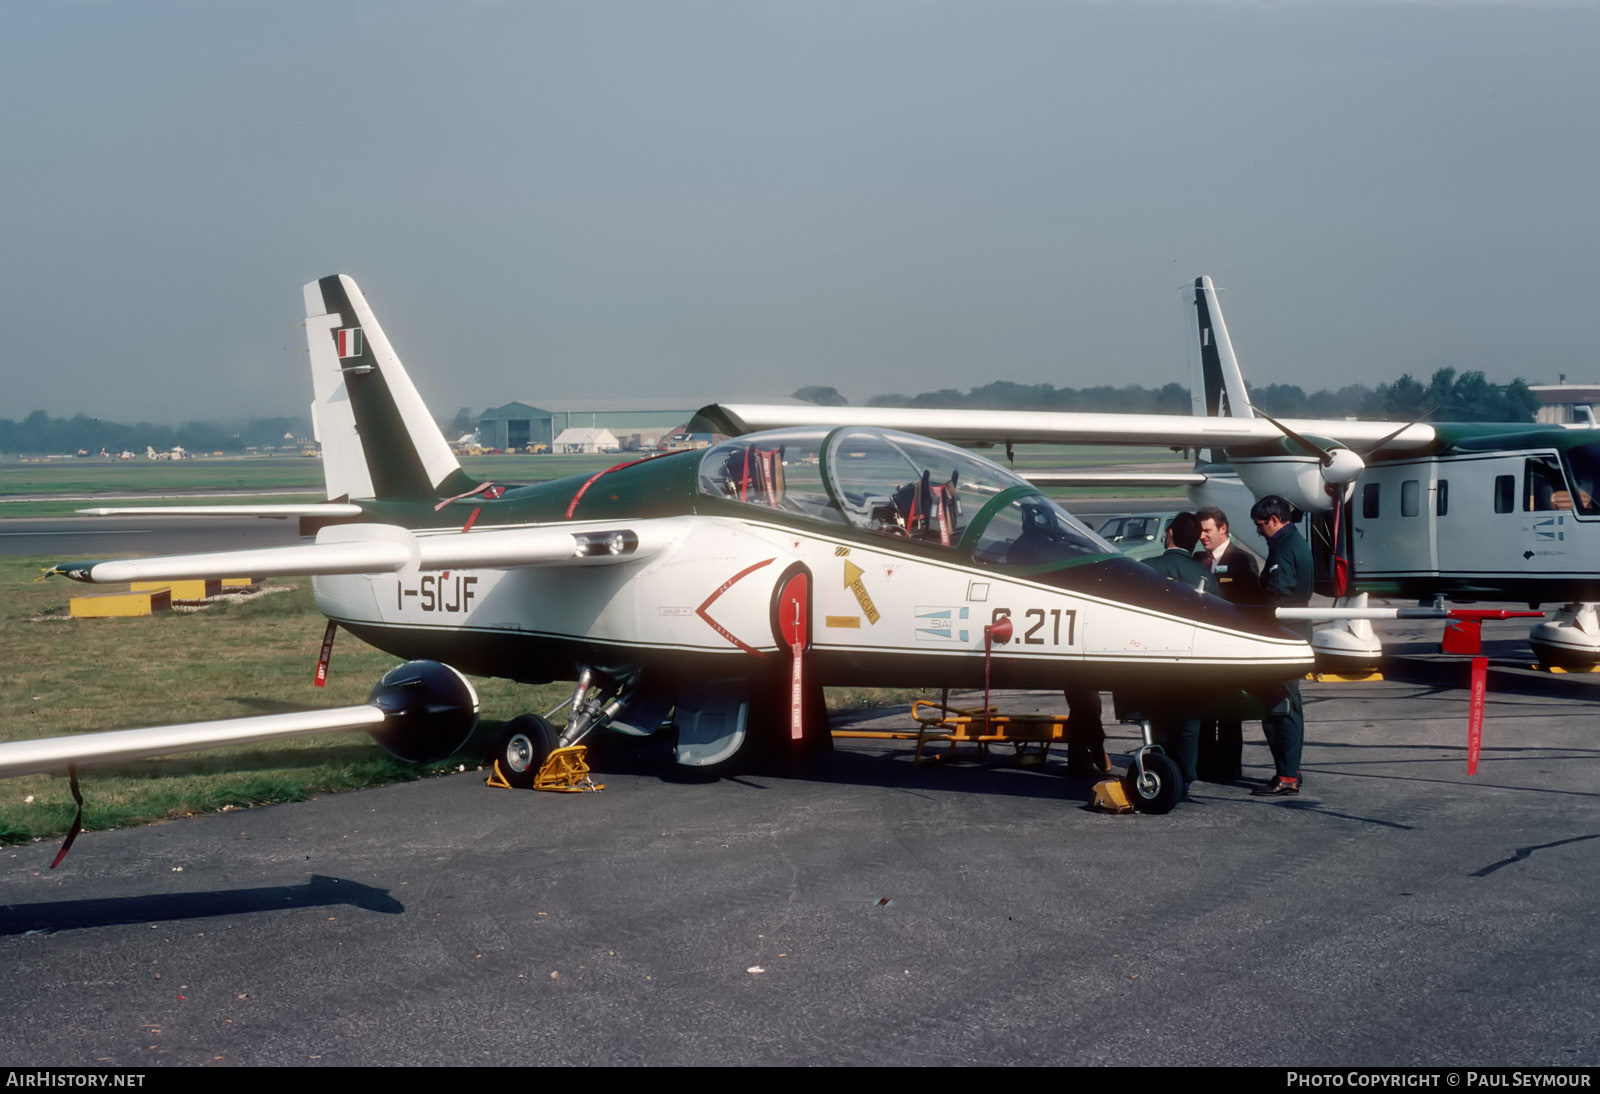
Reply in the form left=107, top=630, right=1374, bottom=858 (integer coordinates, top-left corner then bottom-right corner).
left=335, top=327, right=363, bottom=358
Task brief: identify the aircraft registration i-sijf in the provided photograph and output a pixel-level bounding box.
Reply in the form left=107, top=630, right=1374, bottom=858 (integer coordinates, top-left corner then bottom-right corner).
left=0, top=274, right=1315, bottom=818
left=696, top=276, right=1600, bottom=669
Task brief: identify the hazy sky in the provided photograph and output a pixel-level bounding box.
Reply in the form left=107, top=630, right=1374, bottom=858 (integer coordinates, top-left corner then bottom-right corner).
left=2, top=0, right=1596, bottom=423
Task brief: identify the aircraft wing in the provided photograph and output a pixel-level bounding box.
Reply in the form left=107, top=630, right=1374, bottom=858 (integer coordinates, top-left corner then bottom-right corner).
left=1023, top=472, right=1209, bottom=488
left=693, top=404, right=1437, bottom=452
left=0, top=706, right=388, bottom=779
left=0, top=660, right=479, bottom=788
left=47, top=518, right=688, bottom=584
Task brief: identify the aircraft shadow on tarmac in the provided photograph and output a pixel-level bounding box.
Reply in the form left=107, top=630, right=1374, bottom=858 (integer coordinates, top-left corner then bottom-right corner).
left=1371, top=643, right=1600, bottom=698
left=578, top=726, right=1458, bottom=835
left=0, top=874, right=402, bottom=936
left=570, top=714, right=1112, bottom=806
left=1470, top=833, right=1600, bottom=876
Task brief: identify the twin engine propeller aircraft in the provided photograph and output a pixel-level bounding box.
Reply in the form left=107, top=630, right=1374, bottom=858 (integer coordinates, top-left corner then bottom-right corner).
left=7, top=275, right=1320, bottom=820
left=694, top=276, right=1600, bottom=670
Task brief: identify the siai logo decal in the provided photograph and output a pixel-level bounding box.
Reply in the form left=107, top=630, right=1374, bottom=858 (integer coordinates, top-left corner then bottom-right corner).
left=914, top=606, right=969, bottom=643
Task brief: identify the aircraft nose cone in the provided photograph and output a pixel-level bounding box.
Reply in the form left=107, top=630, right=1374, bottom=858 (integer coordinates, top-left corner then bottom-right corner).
left=1323, top=447, right=1365, bottom=485
left=1069, top=556, right=1314, bottom=682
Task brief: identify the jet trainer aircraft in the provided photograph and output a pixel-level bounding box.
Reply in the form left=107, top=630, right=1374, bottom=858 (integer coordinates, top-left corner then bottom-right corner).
left=3, top=275, right=1316, bottom=817
left=694, top=276, right=1600, bottom=669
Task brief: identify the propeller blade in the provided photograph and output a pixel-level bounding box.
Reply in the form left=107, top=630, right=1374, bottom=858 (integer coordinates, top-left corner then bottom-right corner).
left=1254, top=409, right=1337, bottom=465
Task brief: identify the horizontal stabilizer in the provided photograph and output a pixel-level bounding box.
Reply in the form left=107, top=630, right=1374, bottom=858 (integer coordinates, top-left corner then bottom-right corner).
left=76, top=504, right=365, bottom=518
left=48, top=518, right=689, bottom=584
left=50, top=534, right=412, bottom=584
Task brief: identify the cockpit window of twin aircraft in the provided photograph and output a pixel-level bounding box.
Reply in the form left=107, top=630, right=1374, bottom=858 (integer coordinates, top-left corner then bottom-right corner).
left=699, top=427, right=1113, bottom=567
left=1559, top=442, right=1600, bottom=515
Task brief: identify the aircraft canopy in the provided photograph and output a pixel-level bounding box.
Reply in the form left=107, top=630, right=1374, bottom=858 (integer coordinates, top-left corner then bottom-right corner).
left=699, top=427, right=1114, bottom=567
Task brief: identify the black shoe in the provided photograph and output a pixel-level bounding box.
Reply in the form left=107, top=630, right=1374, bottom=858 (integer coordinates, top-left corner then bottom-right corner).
left=1251, top=776, right=1300, bottom=796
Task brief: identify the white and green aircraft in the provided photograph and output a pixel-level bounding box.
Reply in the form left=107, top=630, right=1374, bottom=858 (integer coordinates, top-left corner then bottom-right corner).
left=2, top=275, right=1323, bottom=817
left=696, top=276, right=1599, bottom=669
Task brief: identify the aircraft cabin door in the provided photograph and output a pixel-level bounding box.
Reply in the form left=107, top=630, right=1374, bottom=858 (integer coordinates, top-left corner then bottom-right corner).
left=1351, top=462, right=1438, bottom=583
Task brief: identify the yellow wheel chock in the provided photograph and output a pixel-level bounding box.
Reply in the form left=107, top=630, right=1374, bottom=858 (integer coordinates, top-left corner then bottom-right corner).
left=1090, top=777, right=1133, bottom=814
left=486, top=745, right=604, bottom=793
left=534, top=744, right=603, bottom=792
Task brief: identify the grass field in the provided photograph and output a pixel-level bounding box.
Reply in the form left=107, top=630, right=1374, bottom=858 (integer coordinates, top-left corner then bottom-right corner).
left=0, top=554, right=572, bottom=844
left=0, top=554, right=929, bottom=846
left=0, top=452, right=627, bottom=512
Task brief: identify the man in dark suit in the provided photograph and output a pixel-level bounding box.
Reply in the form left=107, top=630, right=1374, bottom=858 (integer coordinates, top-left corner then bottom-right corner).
left=1196, top=506, right=1260, bottom=604
left=1193, top=506, right=1260, bottom=782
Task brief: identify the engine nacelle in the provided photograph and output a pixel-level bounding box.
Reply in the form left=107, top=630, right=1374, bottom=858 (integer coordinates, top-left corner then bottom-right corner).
left=1231, top=451, right=1361, bottom=514
left=366, top=660, right=480, bottom=763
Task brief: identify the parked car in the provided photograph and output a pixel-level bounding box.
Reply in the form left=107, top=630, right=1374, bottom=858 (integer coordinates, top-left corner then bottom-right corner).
left=1095, top=512, right=1180, bottom=562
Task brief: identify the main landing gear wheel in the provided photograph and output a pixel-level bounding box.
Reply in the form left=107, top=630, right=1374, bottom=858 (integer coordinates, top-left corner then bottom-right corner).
left=1123, top=752, right=1183, bottom=815
left=497, top=714, right=560, bottom=789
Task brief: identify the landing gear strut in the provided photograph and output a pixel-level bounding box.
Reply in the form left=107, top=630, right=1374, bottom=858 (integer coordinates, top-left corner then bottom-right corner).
left=490, top=666, right=637, bottom=791
left=1122, top=721, right=1183, bottom=815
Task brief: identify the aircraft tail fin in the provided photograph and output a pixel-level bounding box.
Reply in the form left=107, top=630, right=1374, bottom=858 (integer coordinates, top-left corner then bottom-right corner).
left=1189, top=276, right=1254, bottom=420
left=303, top=276, right=473, bottom=502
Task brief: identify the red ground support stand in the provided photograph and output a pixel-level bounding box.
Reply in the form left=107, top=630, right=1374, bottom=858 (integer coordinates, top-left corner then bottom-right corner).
left=1440, top=609, right=1544, bottom=655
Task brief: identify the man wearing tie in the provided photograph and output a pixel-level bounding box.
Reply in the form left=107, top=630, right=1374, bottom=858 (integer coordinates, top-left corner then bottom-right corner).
left=1194, top=506, right=1260, bottom=782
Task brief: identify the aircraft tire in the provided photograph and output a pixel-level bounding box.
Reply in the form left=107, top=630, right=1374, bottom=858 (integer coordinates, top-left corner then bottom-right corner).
left=497, top=714, right=559, bottom=789
left=1123, top=752, right=1183, bottom=815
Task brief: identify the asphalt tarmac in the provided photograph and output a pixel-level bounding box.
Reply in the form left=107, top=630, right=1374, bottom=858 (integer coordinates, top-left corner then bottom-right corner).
left=3, top=619, right=1597, bottom=1067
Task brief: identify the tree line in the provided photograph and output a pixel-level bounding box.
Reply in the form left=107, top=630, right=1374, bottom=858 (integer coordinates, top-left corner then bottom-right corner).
left=0, top=411, right=314, bottom=456
left=795, top=368, right=1543, bottom=422
left=3, top=367, right=1545, bottom=455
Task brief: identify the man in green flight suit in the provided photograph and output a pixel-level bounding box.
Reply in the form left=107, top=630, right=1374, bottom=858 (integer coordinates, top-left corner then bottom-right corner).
left=1248, top=495, right=1314, bottom=796
left=1145, top=511, right=1219, bottom=596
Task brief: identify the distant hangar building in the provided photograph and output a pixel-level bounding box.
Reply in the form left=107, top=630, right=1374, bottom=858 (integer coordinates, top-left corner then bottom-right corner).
left=1529, top=383, right=1600, bottom=427
left=477, top=399, right=699, bottom=452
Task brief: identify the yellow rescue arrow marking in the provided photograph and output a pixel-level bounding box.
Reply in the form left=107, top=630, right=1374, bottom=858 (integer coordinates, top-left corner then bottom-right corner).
left=843, top=560, right=880, bottom=625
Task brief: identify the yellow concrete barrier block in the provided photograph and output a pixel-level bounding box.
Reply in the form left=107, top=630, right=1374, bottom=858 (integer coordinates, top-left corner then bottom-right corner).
left=130, top=579, right=221, bottom=600
left=70, top=588, right=173, bottom=618
left=220, top=576, right=261, bottom=589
